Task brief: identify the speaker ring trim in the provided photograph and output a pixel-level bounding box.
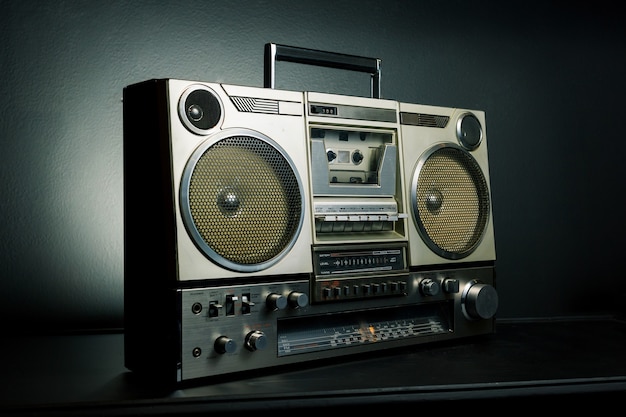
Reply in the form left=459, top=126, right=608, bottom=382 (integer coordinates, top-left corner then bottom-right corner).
left=179, top=127, right=306, bottom=273
left=410, top=142, right=490, bottom=260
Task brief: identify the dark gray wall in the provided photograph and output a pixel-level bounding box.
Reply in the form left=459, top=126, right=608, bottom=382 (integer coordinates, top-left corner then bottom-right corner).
left=1, top=0, right=624, bottom=334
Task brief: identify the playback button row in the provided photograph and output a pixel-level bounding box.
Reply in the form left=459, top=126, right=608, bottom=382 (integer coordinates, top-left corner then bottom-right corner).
left=318, top=279, right=408, bottom=301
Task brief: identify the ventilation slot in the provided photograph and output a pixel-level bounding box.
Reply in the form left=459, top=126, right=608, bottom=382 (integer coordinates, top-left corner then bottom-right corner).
left=400, top=112, right=449, bottom=128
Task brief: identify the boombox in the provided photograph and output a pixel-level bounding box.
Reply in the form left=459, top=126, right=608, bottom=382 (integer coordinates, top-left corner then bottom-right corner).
left=123, top=44, right=498, bottom=384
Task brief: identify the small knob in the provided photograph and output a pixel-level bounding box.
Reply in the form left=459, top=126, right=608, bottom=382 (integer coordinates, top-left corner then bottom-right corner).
left=214, top=336, right=236, bottom=354
left=352, top=150, right=363, bottom=164
left=462, top=281, right=499, bottom=320
left=266, top=293, right=287, bottom=310
left=443, top=279, right=460, bottom=293
left=327, top=149, right=337, bottom=162
left=245, top=330, right=267, bottom=351
left=288, top=291, right=309, bottom=308
left=420, top=278, right=440, bottom=296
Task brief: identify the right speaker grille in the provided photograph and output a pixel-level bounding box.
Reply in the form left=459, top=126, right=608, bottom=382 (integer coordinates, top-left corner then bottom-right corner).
left=411, top=144, right=490, bottom=260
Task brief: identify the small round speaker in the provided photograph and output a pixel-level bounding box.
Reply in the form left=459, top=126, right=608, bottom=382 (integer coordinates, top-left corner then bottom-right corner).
left=180, top=129, right=305, bottom=272
left=456, top=112, right=483, bottom=150
left=410, top=143, right=490, bottom=260
left=178, top=84, right=223, bottom=134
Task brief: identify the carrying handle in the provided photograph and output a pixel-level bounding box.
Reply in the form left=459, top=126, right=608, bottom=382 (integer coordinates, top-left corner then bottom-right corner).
left=264, top=43, right=382, bottom=99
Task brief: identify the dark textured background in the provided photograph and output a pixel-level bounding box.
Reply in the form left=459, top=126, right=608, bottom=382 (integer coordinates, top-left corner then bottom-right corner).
left=1, top=0, right=624, bottom=334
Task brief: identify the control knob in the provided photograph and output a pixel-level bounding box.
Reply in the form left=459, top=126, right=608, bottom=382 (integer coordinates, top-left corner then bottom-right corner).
left=245, top=330, right=267, bottom=351
left=266, top=293, right=287, bottom=310
left=288, top=291, right=309, bottom=308
left=462, top=281, right=499, bottom=320
left=214, top=336, right=236, bottom=354
left=420, top=278, right=440, bottom=296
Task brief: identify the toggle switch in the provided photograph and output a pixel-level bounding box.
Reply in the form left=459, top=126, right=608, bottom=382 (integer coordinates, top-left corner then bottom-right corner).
left=225, top=294, right=238, bottom=316
left=241, top=293, right=254, bottom=315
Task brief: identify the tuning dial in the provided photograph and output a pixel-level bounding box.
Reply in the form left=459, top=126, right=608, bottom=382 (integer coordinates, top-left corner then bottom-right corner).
left=288, top=291, right=309, bottom=308
left=462, top=281, right=499, bottom=320
left=266, top=293, right=287, bottom=310
left=420, top=278, right=440, bottom=296
left=214, top=336, right=237, bottom=354
left=245, top=330, right=267, bottom=351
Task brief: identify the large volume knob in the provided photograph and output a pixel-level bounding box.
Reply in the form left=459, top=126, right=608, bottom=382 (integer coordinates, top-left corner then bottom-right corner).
left=462, top=281, right=499, bottom=320
left=245, top=330, right=267, bottom=351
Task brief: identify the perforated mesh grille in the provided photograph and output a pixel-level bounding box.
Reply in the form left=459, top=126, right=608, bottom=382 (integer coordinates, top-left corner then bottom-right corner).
left=414, top=146, right=490, bottom=258
left=186, top=135, right=302, bottom=265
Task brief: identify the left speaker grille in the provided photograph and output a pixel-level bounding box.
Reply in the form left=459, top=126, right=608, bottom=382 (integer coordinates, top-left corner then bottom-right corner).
left=185, top=135, right=302, bottom=267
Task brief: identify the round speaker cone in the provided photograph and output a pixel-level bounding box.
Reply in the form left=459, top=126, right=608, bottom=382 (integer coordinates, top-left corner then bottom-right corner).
left=178, top=85, right=223, bottom=134
left=456, top=113, right=483, bottom=150
left=180, top=130, right=304, bottom=272
left=411, top=144, right=490, bottom=259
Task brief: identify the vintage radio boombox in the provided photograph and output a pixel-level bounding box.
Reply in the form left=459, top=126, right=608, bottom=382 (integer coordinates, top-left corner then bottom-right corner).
left=123, top=44, right=498, bottom=384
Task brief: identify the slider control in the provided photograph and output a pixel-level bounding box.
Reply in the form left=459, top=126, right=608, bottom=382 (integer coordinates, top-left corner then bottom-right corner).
left=225, top=295, right=238, bottom=316
left=241, top=293, right=254, bottom=314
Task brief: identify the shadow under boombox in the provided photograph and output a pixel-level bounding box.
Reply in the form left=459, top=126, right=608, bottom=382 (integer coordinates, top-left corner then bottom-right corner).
left=123, top=77, right=497, bottom=384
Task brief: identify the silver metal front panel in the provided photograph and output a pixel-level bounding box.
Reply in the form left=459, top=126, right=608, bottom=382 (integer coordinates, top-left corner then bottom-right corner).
left=179, top=265, right=496, bottom=381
